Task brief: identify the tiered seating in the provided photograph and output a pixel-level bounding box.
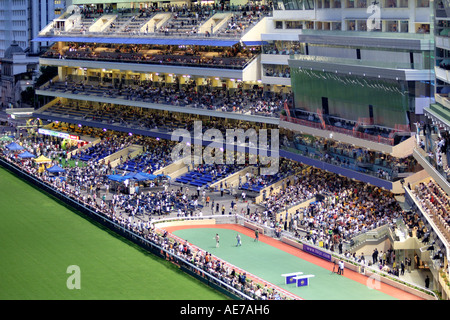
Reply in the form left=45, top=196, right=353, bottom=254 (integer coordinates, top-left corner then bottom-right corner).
left=107, top=14, right=135, bottom=33
left=117, top=159, right=147, bottom=172
left=175, top=171, right=215, bottom=187
left=125, top=14, right=154, bottom=33
left=175, top=164, right=241, bottom=188
left=215, top=11, right=263, bottom=37
left=117, top=153, right=169, bottom=173
left=159, top=11, right=212, bottom=35
left=72, top=141, right=124, bottom=163
left=67, top=15, right=99, bottom=34
left=173, top=198, right=204, bottom=212
left=413, top=181, right=450, bottom=241
left=239, top=168, right=293, bottom=193
left=239, top=181, right=265, bottom=192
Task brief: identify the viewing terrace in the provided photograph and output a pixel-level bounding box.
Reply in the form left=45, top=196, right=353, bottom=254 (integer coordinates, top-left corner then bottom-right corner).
left=412, top=180, right=450, bottom=243
left=280, top=130, right=419, bottom=183
left=36, top=77, right=284, bottom=120
left=40, top=42, right=259, bottom=70
left=281, top=109, right=413, bottom=147
left=37, top=4, right=271, bottom=40
left=33, top=99, right=279, bottom=145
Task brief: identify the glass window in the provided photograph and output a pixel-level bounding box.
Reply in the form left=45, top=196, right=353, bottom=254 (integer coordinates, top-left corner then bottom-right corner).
left=263, top=64, right=291, bottom=78
left=282, top=0, right=302, bottom=9
left=416, top=23, right=430, bottom=33
left=356, top=0, right=367, bottom=8
left=347, top=20, right=356, bottom=31
left=305, top=21, right=314, bottom=29
left=385, top=0, right=397, bottom=7
left=386, top=20, right=398, bottom=32
left=304, top=0, right=314, bottom=9
left=357, top=20, right=367, bottom=31
left=332, top=21, right=342, bottom=30
left=286, top=21, right=304, bottom=29
left=417, top=0, right=430, bottom=7
left=400, top=21, right=409, bottom=33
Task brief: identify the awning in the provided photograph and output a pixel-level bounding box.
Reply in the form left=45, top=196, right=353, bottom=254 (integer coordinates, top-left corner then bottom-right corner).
left=33, top=36, right=239, bottom=47
left=243, top=41, right=268, bottom=46
left=5, top=142, right=24, bottom=151
left=46, top=164, right=66, bottom=173
left=107, top=174, right=128, bottom=182
left=34, top=155, right=52, bottom=163
left=18, top=151, right=36, bottom=159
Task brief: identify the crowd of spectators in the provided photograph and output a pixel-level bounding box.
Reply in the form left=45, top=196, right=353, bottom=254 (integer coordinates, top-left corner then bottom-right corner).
left=238, top=159, right=298, bottom=192
left=262, top=42, right=303, bottom=55
left=215, top=10, right=266, bottom=37
left=281, top=131, right=417, bottom=182
left=416, top=122, right=450, bottom=182
left=0, top=129, right=291, bottom=300
left=42, top=78, right=283, bottom=118
left=111, top=188, right=201, bottom=217
left=264, top=65, right=291, bottom=78
left=412, top=180, right=450, bottom=240
left=42, top=42, right=258, bottom=69
left=118, top=142, right=174, bottom=173
left=3, top=117, right=444, bottom=296
left=47, top=3, right=271, bottom=38
left=72, top=135, right=133, bottom=163
left=253, top=165, right=405, bottom=249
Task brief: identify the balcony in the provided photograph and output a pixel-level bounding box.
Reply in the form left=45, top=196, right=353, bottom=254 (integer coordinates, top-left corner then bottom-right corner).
left=296, top=29, right=433, bottom=51
left=35, top=79, right=281, bottom=125
left=37, top=7, right=271, bottom=41
left=413, top=147, right=450, bottom=195
left=41, top=44, right=257, bottom=68
left=435, top=94, right=450, bottom=111
left=435, top=35, right=450, bottom=51
left=289, top=54, right=433, bottom=81
left=435, top=66, right=450, bottom=84
left=280, top=112, right=415, bottom=155
left=38, top=40, right=262, bottom=81
left=404, top=184, right=450, bottom=269
left=280, top=130, right=416, bottom=178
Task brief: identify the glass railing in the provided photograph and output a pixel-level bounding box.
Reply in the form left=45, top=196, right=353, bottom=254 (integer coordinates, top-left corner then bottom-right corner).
left=414, top=146, right=450, bottom=183
left=298, top=29, right=433, bottom=40
left=37, top=80, right=282, bottom=119
left=280, top=115, right=397, bottom=145
left=347, top=224, right=391, bottom=250
left=290, top=53, right=427, bottom=70
left=40, top=50, right=258, bottom=70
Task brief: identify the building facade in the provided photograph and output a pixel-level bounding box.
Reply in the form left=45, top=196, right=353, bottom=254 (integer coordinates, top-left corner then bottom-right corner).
left=0, top=0, right=70, bottom=58
left=1, top=41, right=39, bottom=109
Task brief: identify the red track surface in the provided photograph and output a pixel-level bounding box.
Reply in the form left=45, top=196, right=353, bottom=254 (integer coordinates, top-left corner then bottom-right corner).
left=164, top=223, right=425, bottom=300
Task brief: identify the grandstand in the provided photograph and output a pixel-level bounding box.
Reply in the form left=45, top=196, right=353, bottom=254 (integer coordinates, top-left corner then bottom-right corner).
left=1, top=0, right=448, bottom=301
